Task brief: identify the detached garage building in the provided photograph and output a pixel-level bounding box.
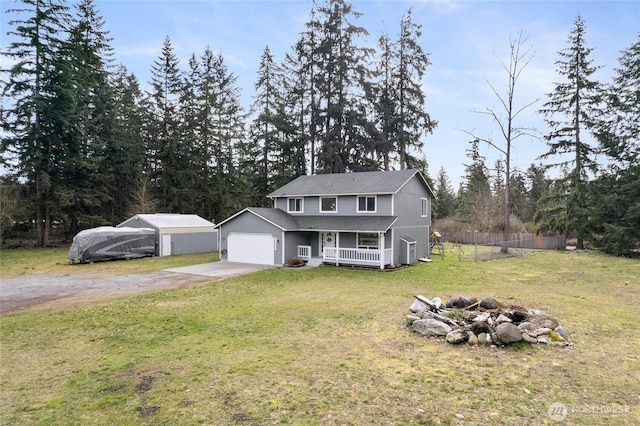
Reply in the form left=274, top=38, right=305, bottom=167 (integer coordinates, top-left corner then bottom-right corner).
left=118, top=214, right=217, bottom=256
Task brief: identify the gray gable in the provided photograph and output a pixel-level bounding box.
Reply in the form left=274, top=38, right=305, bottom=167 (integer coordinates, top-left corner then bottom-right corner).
left=268, top=169, right=430, bottom=197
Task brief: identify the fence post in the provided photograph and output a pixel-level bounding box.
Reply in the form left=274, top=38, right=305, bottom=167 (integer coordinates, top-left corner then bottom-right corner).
left=474, top=230, right=478, bottom=262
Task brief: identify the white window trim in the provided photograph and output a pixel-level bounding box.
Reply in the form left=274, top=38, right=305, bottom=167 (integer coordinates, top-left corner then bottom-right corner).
left=421, top=198, right=429, bottom=217
left=356, top=195, right=377, bottom=213
left=320, top=196, right=338, bottom=213
left=287, top=197, right=304, bottom=213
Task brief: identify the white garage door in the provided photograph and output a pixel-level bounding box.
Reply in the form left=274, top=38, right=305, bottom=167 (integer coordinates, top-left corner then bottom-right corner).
left=227, top=233, right=275, bottom=265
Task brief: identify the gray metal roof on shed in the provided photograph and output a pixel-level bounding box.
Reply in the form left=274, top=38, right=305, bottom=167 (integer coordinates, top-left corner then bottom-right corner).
left=119, top=214, right=215, bottom=229
left=268, top=169, right=432, bottom=198
left=221, top=207, right=397, bottom=233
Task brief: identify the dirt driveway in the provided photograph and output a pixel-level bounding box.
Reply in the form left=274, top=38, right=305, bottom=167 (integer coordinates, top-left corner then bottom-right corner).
left=0, top=262, right=271, bottom=315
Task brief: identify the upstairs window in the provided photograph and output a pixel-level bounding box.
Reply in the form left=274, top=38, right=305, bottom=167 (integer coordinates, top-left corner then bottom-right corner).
left=320, top=197, right=337, bottom=213
left=421, top=198, right=429, bottom=217
left=288, top=198, right=303, bottom=213
left=357, top=196, right=376, bottom=213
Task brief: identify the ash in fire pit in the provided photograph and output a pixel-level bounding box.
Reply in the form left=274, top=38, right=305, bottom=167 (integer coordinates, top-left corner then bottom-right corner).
left=406, top=295, right=570, bottom=347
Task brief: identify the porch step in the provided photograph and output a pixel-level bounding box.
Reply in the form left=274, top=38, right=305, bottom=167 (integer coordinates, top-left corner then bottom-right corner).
left=305, top=258, right=324, bottom=267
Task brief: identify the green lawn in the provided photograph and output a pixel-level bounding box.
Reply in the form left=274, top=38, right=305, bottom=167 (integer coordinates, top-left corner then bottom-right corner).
left=1, top=249, right=639, bottom=425
left=0, top=247, right=218, bottom=278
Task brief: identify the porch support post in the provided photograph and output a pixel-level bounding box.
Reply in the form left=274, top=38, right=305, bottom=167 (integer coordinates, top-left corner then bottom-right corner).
left=379, top=232, right=385, bottom=270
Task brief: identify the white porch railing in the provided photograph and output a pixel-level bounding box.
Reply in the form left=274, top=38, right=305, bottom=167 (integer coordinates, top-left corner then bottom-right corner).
left=297, top=245, right=312, bottom=260
left=323, top=247, right=392, bottom=268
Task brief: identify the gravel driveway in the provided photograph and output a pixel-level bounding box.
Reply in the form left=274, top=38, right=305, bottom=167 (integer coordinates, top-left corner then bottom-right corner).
left=0, top=262, right=271, bottom=314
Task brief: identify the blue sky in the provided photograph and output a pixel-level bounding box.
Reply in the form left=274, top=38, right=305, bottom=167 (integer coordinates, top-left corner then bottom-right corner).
left=2, top=0, right=638, bottom=187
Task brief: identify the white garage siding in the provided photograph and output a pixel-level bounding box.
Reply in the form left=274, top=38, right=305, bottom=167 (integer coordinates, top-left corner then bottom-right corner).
left=227, top=233, right=276, bottom=265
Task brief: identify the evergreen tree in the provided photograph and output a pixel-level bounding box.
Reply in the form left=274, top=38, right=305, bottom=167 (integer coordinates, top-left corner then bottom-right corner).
left=248, top=46, right=287, bottom=204
left=508, top=171, right=528, bottom=225
left=58, top=0, right=115, bottom=236
left=457, top=139, right=491, bottom=229
left=175, top=52, right=204, bottom=214
left=200, top=50, right=247, bottom=222
left=108, top=65, right=151, bottom=220
left=371, top=33, right=397, bottom=170
left=192, top=48, right=219, bottom=219
left=433, top=166, right=456, bottom=219
left=525, top=163, right=550, bottom=224
left=537, top=16, right=603, bottom=249
left=286, top=14, right=321, bottom=175
left=148, top=36, right=184, bottom=212
left=392, top=8, right=436, bottom=170
left=309, top=0, right=374, bottom=173
left=587, top=35, right=640, bottom=255
left=1, top=0, right=72, bottom=246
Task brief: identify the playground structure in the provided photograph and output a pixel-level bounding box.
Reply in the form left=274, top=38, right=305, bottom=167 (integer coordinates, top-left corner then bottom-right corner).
left=429, top=231, right=445, bottom=258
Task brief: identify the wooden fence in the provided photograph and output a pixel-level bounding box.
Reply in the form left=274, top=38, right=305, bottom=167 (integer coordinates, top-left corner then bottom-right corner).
left=448, top=232, right=566, bottom=250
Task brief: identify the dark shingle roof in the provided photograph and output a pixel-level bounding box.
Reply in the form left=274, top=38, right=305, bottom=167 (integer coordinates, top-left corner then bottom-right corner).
left=268, top=169, right=429, bottom=197
left=244, top=208, right=397, bottom=232
left=245, top=207, right=298, bottom=229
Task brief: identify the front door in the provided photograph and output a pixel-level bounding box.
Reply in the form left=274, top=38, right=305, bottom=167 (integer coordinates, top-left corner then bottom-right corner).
left=322, top=232, right=336, bottom=254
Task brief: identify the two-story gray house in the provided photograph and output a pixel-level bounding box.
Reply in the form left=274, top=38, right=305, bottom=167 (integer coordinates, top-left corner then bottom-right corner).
left=215, top=169, right=434, bottom=269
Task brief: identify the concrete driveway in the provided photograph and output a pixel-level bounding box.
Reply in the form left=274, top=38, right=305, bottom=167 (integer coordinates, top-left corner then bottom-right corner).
left=162, top=261, right=272, bottom=278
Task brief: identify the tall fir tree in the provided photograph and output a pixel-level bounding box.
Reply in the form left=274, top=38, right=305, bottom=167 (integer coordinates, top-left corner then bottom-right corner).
left=537, top=16, right=603, bottom=249
left=58, top=0, right=115, bottom=236
left=1, top=0, right=72, bottom=246
left=309, top=0, right=374, bottom=173
left=392, top=8, right=436, bottom=170
left=108, top=65, right=152, bottom=220
left=587, top=35, right=640, bottom=255
left=372, top=33, right=397, bottom=170
left=202, top=51, right=247, bottom=222
left=457, top=139, right=492, bottom=229
left=248, top=46, right=286, bottom=204
left=433, top=166, right=456, bottom=219
left=148, top=36, right=184, bottom=212
left=286, top=13, right=321, bottom=175
left=524, top=164, right=550, bottom=224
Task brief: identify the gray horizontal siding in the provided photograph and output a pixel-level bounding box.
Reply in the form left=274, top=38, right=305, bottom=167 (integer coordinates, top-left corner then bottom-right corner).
left=274, top=194, right=393, bottom=216
left=171, top=231, right=218, bottom=255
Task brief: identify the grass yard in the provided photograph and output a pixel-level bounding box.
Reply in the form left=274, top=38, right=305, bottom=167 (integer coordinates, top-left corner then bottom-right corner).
left=0, top=247, right=218, bottom=278
left=1, top=249, right=639, bottom=425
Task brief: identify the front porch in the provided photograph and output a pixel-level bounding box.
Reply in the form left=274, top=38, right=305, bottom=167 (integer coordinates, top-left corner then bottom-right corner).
left=297, top=245, right=392, bottom=269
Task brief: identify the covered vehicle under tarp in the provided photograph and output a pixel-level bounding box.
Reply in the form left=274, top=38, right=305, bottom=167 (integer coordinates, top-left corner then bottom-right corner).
left=68, top=227, right=155, bottom=263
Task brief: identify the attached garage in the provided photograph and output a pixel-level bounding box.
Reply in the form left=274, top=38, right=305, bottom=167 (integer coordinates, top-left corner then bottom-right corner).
left=118, top=213, right=217, bottom=256
left=216, top=208, right=293, bottom=266
left=227, top=233, right=276, bottom=265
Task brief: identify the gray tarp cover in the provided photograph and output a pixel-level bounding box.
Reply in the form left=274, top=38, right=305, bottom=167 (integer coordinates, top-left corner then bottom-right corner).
left=68, top=227, right=155, bottom=263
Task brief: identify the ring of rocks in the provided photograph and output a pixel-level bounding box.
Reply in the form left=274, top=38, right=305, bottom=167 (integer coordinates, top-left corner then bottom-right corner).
left=406, top=295, right=571, bottom=347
